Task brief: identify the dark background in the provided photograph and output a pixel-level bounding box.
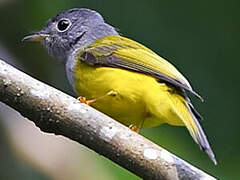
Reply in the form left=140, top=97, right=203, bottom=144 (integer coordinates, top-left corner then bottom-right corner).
left=0, top=0, right=239, bottom=179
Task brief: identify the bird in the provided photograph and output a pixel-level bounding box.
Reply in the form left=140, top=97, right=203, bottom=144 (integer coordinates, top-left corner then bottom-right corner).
left=23, top=8, right=217, bottom=164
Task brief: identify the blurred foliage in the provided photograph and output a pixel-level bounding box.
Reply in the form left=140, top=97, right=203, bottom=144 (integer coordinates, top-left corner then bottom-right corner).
left=0, top=0, right=239, bottom=179
left=0, top=124, right=49, bottom=180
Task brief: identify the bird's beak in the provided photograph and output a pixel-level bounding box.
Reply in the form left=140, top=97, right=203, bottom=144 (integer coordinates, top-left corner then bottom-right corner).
left=22, top=32, right=50, bottom=42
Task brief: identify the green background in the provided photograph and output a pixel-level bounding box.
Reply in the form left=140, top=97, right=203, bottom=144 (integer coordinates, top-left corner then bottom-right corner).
left=0, top=0, right=239, bottom=179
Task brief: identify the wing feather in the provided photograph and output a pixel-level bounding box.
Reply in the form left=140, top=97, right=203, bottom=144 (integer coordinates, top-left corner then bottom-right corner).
left=79, top=35, right=203, bottom=101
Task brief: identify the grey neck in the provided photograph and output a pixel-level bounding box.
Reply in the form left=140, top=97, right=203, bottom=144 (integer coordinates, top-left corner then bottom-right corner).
left=65, top=23, right=118, bottom=91
left=71, top=23, right=119, bottom=57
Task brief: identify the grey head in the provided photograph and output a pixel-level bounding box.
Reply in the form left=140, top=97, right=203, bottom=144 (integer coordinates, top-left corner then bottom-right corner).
left=23, top=8, right=118, bottom=63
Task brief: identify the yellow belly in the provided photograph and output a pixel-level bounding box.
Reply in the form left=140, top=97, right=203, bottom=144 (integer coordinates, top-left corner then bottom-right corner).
left=73, top=60, right=184, bottom=128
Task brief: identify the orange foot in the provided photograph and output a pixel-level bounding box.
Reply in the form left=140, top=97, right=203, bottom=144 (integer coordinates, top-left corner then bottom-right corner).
left=77, top=91, right=117, bottom=106
left=77, top=96, right=95, bottom=106
left=129, top=124, right=140, bottom=133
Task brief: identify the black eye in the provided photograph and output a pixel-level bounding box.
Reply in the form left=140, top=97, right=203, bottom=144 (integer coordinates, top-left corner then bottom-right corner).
left=57, top=19, right=71, bottom=32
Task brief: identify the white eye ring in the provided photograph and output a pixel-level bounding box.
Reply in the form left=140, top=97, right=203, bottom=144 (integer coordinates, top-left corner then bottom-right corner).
left=56, top=18, right=72, bottom=32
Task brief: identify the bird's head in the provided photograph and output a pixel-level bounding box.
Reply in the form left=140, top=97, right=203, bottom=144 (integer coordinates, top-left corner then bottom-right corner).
left=23, top=8, right=118, bottom=63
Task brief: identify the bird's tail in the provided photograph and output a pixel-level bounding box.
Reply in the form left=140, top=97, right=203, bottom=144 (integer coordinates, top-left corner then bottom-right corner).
left=171, top=95, right=217, bottom=165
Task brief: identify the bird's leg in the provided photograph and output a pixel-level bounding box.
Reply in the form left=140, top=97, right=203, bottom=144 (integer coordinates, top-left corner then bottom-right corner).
left=77, top=96, right=94, bottom=105
left=129, top=118, right=145, bottom=133
left=129, top=125, right=139, bottom=133
left=77, top=90, right=117, bottom=106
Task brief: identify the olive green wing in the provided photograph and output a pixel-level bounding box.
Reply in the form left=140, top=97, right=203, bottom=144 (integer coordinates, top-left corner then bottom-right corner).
left=78, top=35, right=203, bottom=101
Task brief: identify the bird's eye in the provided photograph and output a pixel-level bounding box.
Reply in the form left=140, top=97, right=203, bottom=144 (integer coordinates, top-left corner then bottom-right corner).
left=57, top=19, right=71, bottom=32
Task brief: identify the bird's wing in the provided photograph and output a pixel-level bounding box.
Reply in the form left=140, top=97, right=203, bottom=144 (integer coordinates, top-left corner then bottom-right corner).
left=78, top=35, right=203, bottom=101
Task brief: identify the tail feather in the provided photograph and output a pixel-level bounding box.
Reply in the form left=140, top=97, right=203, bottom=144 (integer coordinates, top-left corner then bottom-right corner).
left=171, top=95, right=217, bottom=164
left=188, top=101, right=203, bottom=120
left=186, top=103, right=217, bottom=165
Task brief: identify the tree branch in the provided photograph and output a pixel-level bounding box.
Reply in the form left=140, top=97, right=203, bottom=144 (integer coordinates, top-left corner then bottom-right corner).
left=0, top=59, right=216, bottom=180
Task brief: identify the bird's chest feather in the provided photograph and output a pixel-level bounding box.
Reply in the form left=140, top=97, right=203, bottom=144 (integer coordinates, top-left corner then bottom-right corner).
left=71, top=60, right=148, bottom=125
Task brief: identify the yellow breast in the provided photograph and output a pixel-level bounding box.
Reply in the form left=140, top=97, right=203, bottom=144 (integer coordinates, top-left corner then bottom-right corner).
left=73, top=59, right=184, bottom=128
